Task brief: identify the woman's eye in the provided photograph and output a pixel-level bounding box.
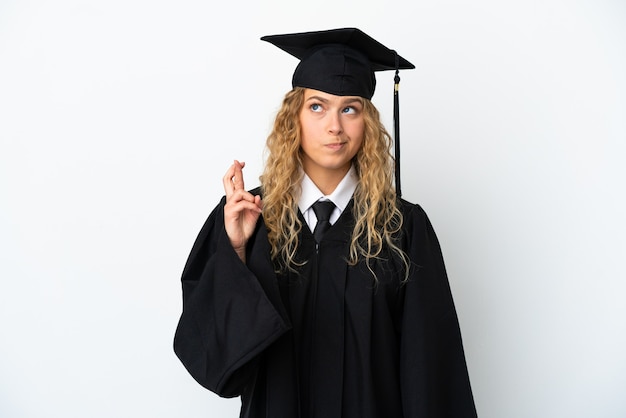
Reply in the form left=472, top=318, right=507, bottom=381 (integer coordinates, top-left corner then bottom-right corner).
left=310, top=103, right=322, bottom=112
left=342, top=106, right=356, bottom=114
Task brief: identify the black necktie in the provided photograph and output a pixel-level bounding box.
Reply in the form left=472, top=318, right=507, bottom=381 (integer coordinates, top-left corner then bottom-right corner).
left=312, top=200, right=336, bottom=244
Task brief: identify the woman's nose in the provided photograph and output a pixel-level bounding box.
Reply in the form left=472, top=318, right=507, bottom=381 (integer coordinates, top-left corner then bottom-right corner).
left=327, top=112, right=344, bottom=135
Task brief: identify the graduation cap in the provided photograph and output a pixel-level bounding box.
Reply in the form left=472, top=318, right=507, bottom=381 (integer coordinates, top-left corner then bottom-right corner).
left=261, top=28, right=415, bottom=197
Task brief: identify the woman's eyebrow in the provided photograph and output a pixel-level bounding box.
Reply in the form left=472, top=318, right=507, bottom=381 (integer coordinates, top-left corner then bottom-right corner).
left=304, top=96, right=361, bottom=106
left=305, top=95, right=329, bottom=103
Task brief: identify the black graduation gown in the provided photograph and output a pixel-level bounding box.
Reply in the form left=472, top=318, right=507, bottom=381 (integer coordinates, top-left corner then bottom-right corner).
left=174, top=191, right=477, bottom=418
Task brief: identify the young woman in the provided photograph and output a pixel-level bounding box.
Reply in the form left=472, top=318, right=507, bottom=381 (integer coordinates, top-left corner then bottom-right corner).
left=174, top=28, right=477, bottom=418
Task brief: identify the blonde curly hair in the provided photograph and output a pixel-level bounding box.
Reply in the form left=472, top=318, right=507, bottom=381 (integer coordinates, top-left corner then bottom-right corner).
left=260, top=87, right=409, bottom=280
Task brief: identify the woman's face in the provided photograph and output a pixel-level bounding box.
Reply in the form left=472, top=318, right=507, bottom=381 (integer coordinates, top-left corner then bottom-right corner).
left=298, top=88, right=365, bottom=180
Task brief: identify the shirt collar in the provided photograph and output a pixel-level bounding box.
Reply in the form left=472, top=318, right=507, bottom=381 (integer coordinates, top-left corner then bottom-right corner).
left=298, top=165, right=358, bottom=214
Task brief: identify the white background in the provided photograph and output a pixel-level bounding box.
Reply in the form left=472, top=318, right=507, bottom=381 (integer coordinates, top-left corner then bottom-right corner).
left=1, top=0, right=625, bottom=417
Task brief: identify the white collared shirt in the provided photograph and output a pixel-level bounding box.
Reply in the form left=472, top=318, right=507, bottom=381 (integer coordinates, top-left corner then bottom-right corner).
left=298, top=165, right=359, bottom=232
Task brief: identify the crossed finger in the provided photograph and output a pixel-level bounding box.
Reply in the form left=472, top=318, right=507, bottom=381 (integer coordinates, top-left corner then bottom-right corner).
left=223, top=160, right=246, bottom=198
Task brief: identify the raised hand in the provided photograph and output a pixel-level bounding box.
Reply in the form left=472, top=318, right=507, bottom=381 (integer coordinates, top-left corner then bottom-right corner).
left=222, top=160, right=263, bottom=263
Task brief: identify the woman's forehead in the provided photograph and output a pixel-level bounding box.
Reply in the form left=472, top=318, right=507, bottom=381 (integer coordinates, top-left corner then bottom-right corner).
left=302, top=88, right=363, bottom=103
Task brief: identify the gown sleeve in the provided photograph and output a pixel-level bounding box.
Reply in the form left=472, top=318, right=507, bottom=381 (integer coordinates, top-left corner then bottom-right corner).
left=173, top=196, right=291, bottom=398
left=400, top=203, right=478, bottom=417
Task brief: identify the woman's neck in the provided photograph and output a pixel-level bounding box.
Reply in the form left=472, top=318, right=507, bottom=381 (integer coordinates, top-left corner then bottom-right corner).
left=304, top=165, right=350, bottom=195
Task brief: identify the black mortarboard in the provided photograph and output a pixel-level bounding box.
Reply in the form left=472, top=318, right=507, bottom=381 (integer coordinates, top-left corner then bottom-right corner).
left=261, top=27, right=414, bottom=99
left=261, top=28, right=415, bottom=196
